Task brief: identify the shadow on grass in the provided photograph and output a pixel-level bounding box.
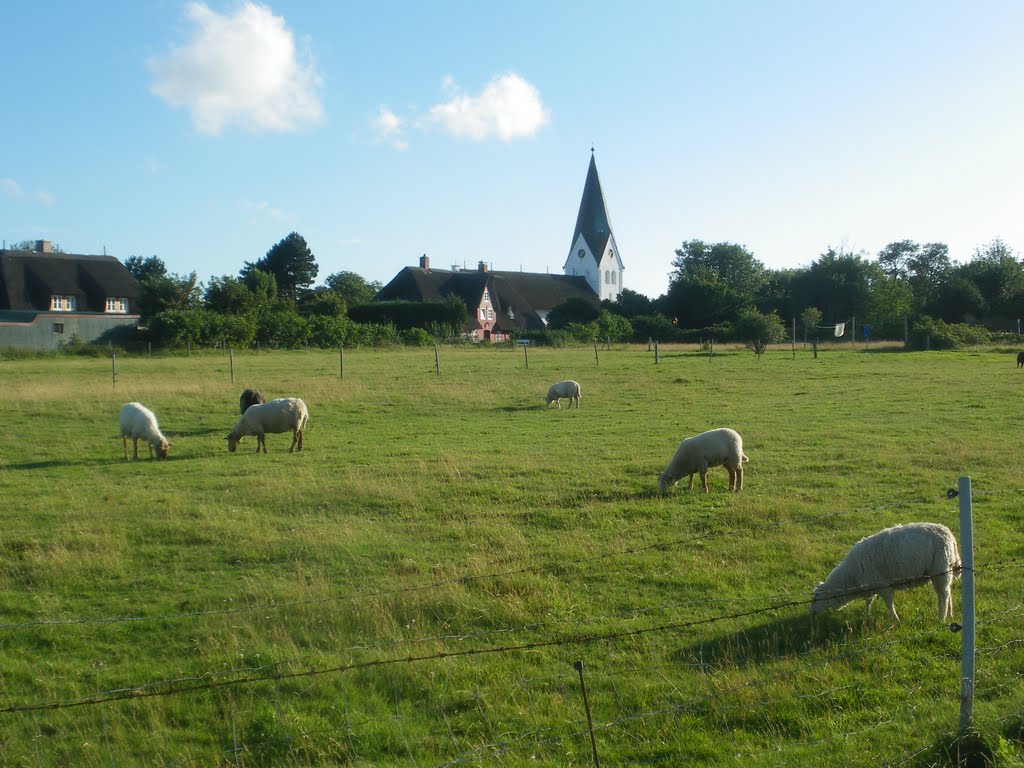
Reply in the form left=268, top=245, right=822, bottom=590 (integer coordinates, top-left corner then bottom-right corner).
left=166, top=427, right=223, bottom=437
left=673, top=612, right=857, bottom=669
left=908, top=727, right=1008, bottom=767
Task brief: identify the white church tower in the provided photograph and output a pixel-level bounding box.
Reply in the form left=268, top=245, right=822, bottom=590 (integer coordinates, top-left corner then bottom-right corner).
left=562, top=150, right=624, bottom=302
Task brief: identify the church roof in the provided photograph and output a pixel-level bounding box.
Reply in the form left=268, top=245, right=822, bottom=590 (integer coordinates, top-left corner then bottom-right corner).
left=375, top=266, right=598, bottom=331
left=569, top=152, right=614, bottom=262
left=0, top=249, right=140, bottom=312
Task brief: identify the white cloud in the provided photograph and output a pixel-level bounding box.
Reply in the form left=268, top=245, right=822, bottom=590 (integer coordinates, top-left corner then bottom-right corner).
left=428, top=73, right=550, bottom=141
left=3, top=179, right=54, bottom=205
left=370, top=106, right=408, bottom=150
left=238, top=199, right=286, bottom=219
left=148, top=1, right=324, bottom=135
left=2, top=178, right=25, bottom=198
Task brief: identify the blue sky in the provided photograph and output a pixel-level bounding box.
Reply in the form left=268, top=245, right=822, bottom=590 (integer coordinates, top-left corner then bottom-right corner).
left=3, top=1, right=1023, bottom=300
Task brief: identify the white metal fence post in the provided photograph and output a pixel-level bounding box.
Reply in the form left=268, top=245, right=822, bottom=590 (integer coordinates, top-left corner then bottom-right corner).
left=958, top=475, right=976, bottom=734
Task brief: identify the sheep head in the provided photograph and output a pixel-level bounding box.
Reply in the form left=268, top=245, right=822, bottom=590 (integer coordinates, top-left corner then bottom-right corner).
left=809, top=582, right=848, bottom=615
left=156, top=440, right=170, bottom=460
left=226, top=434, right=241, bottom=452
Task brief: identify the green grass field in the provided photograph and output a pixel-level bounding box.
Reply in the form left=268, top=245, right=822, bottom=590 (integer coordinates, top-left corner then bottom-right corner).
left=1, top=343, right=1023, bottom=767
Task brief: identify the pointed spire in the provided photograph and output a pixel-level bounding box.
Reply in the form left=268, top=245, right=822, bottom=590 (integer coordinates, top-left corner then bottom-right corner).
left=570, top=152, right=613, bottom=259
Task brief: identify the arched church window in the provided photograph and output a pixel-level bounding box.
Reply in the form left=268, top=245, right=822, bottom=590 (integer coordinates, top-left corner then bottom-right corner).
left=611, top=271, right=617, bottom=285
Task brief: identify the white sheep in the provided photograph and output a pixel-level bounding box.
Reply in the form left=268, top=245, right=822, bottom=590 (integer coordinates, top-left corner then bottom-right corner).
left=810, top=522, right=961, bottom=622
left=226, top=397, right=309, bottom=454
left=545, top=380, right=581, bottom=409
left=658, top=427, right=748, bottom=494
left=119, top=402, right=170, bottom=461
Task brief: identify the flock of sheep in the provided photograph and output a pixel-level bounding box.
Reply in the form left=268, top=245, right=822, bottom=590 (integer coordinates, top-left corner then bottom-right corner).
left=117, top=388, right=308, bottom=461
left=119, top=378, right=961, bottom=625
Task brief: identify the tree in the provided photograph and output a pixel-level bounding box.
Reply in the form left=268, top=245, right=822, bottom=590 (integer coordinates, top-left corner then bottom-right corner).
left=547, top=297, right=601, bottom=329
left=958, top=239, right=1024, bottom=323
left=124, top=255, right=168, bottom=282
left=325, top=271, right=382, bottom=306
left=876, top=240, right=918, bottom=281
left=604, top=288, right=653, bottom=318
left=866, top=270, right=914, bottom=338
left=801, top=306, right=823, bottom=340
left=242, top=232, right=318, bottom=301
left=907, top=242, right=951, bottom=314
left=790, top=247, right=873, bottom=325
left=733, top=307, right=786, bottom=346
left=204, top=275, right=256, bottom=315
left=664, top=240, right=766, bottom=327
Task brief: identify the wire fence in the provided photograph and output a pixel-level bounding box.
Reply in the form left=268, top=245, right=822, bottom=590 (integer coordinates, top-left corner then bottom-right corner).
left=2, top=487, right=1023, bottom=765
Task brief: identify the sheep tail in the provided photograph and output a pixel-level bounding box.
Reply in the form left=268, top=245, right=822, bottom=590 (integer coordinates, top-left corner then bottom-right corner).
left=742, top=453, right=750, bottom=463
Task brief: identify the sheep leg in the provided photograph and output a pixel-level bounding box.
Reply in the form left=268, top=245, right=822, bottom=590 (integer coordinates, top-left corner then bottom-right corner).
left=256, top=434, right=266, bottom=454
left=290, top=429, right=299, bottom=453
left=132, top=437, right=140, bottom=461
left=864, top=594, right=875, bottom=620
left=699, top=468, right=709, bottom=493
left=297, top=429, right=303, bottom=451
left=726, top=466, right=736, bottom=491
left=735, top=464, right=743, bottom=492
left=573, top=395, right=579, bottom=409
left=933, top=576, right=953, bottom=620
left=686, top=474, right=695, bottom=491
left=881, top=589, right=899, bottom=622
left=123, top=435, right=129, bottom=461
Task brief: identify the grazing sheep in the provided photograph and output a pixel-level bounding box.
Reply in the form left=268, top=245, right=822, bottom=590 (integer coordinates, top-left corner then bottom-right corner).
left=119, top=402, right=170, bottom=461
left=810, top=522, right=961, bottom=622
left=545, top=380, right=581, bottom=409
left=239, top=388, right=266, bottom=414
left=226, top=397, right=308, bottom=454
left=658, top=427, right=748, bottom=494
left=1017, top=352, right=1024, bottom=368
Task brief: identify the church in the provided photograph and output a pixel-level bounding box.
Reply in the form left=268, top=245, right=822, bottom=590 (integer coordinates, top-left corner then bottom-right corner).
left=375, top=151, right=625, bottom=341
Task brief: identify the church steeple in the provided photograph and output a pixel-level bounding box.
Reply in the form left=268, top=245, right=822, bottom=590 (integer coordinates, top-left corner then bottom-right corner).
left=563, top=151, right=624, bottom=301
left=571, top=150, right=613, bottom=259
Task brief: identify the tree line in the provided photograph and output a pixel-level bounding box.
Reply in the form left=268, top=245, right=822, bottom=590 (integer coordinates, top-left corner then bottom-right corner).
left=125, top=232, right=1023, bottom=350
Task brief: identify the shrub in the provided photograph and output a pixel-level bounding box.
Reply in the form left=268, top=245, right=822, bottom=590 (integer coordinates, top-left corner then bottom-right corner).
left=912, top=317, right=992, bottom=350
left=402, top=327, right=433, bottom=346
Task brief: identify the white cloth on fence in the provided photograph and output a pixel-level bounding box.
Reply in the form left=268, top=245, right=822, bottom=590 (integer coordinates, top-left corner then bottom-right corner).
left=834, top=323, right=846, bottom=338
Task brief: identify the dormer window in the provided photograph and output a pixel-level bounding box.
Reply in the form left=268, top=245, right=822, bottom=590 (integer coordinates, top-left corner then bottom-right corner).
left=50, top=295, right=76, bottom=311
left=105, top=297, right=128, bottom=313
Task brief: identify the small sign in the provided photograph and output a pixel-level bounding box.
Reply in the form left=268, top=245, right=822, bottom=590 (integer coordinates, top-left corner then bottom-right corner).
left=863, top=323, right=872, bottom=340
left=516, top=339, right=530, bottom=346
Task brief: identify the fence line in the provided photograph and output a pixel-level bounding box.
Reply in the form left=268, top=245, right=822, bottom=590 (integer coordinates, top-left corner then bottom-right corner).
left=1, top=488, right=987, bottom=634
left=10, top=593, right=1022, bottom=764
left=2, top=562, right=1004, bottom=718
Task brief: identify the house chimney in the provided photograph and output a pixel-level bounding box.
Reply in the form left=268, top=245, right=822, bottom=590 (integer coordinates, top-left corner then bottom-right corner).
left=478, top=260, right=488, bottom=273
left=35, top=240, right=52, bottom=253
left=419, top=254, right=430, bottom=270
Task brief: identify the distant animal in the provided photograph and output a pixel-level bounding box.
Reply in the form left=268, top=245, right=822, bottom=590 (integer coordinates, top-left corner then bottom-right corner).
left=810, top=522, right=961, bottom=622
left=1016, top=352, right=1024, bottom=368
left=119, top=402, right=170, bottom=461
left=545, top=380, right=581, bottom=409
left=239, top=388, right=266, bottom=414
left=226, top=397, right=308, bottom=454
left=658, top=427, right=748, bottom=494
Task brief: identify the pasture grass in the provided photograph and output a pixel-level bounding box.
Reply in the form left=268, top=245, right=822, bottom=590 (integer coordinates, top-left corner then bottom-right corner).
left=1, top=343, right=1023, bottom=766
